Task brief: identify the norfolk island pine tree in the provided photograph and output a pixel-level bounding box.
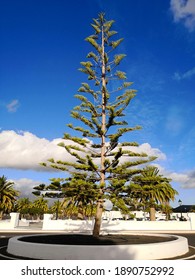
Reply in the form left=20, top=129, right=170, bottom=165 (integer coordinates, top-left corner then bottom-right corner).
left=40, top=13, right=156, bottom=237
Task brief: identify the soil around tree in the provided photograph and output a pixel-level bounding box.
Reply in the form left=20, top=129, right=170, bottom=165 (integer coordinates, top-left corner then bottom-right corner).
left=19, top=234, right=177, bottom=245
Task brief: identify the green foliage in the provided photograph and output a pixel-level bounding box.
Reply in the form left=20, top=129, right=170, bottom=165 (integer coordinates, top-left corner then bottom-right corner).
left=190, top=205, right=195, bottom=212
left=39, top=13, right=157, bottom=235
left=128, top=166, right=178, bottom=203
left=126, top=166, right=178, bottom=220
left=0, top=176, right=20, bottom=217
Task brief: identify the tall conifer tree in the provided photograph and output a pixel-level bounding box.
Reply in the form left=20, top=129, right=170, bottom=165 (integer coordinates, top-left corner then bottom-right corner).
left=41, top=13, right=155, bottom=236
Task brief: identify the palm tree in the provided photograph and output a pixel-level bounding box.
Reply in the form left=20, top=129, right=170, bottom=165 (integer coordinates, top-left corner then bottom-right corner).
left=15, top=197, right=32, bottom=219
left=0, top=175, right=20, bottom=219
left=33, top=175, right=99, bottom=220
left=31, top=197, right=48, bottom=219
left=160, top=203, right=173, bottom=220
left=49, top=200, right=62, bottom=220
left=61, top=176, right=99, bottom=220
left=128, top=166, right=178, bottom=221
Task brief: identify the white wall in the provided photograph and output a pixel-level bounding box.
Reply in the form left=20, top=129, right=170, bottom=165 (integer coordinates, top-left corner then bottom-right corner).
left=0, top=213, right=19, bottom=229
left=42, top=214, right=94, bottom=231
left=1, top=212, right=195, bottom=231
left=103, top=210, right=192, bottom=221
left=42, top=213, right=195, bottom=231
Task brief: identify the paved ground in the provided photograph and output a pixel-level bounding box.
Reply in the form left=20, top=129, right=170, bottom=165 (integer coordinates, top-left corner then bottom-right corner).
left=0, top=231, right=195, bottom=260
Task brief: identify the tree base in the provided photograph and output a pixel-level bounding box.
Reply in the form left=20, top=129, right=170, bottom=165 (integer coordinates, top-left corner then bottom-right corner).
left=7, top=233, right=189, bottom=260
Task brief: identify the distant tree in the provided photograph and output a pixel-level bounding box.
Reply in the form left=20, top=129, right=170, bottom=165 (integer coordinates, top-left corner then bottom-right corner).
left=128, top=166, right=178, bottom=220
left=40, top=13, right=155, bottom=236
left=33, top=175, right=99, bottom=220
left=160, top=203, right=173, bottom=220
left=60, top=175, right=99, bottom=220
left=49, top=200, right=62, bottom=219
left=190, top=205, right=195, bottom=213
left=0, top=176, right=20, bottom=219
left=15, top=197, right=32, bottom=218
left=31, top=197, right=48, bottom=219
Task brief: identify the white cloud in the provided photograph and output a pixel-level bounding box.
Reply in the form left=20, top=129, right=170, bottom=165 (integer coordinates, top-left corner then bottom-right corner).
left=170, top=0, right=195, bottom=31
left=173, top=67, right=195, bottom=81
left=0, top=130, right=75, bottom=171
left=125, top=143, right=166, bottom=161
left=152, top=165, right=195, bottom=189
left=6, top=99, right=20, bottom=113
left=169, top=170, right=195, bottom=189
left=0, top=130, right=166, bottom=172
left=14, top=178, right=43, bottom=198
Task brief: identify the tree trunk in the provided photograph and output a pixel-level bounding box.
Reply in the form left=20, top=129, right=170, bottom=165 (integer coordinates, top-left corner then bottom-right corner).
left=93, top=200, right=103, bottom=237
left=77, top=201, right=84, bottom=220
left=93, top=24, right=106, bottom=237
left=150, top=207, right=156, bottom=221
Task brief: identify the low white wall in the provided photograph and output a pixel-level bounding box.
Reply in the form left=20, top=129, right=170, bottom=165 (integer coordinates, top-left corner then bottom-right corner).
left=7, top=233, right=189, bottom=260
left=1, top=212, right=195, bottom=231
left=18, top=219, right=30, bottom=227
left=42, top=214, right=94, bottom=231
left=0, top=213, right=20, bottom=229
left=102, top=220, right=192, bottom=231
left=42, top=213, right=195, bottom=232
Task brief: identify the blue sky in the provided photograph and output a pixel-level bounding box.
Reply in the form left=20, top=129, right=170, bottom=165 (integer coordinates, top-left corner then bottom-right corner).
left=0, top=0, right=195, bottom=207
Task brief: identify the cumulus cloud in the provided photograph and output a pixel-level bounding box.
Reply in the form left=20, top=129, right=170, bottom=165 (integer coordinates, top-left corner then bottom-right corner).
left=119, top=142, right=166, bottom=161
left=0, top=130, right=75, bottom=171
left=169, top=170, right=195, bottom=189
left=14, top=178, right=43, bottom=199
left=138, top=143, right=166, bottom=160
left=155, top=163, right=195, bottom=189
left=6, top=99, right=20, bottom=113
left=0, top=130, right=166, bottom=172
left=170, top=0, right=195, bottom=31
